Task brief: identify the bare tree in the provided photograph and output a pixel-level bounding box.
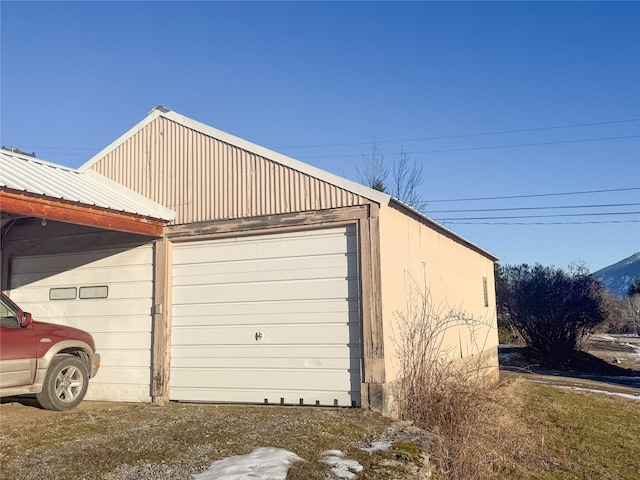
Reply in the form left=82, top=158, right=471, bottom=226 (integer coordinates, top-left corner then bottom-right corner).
left=357, top=137, right=388, bottom=192
left=390, top=147, right=425, bottom=211
left=622, top=294, right=640, bottom=334
left=357, top=139, right=426, bottom=210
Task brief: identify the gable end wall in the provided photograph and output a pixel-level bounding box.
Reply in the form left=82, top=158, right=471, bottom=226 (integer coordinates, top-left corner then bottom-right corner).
left=89, top=117, right=369, bottom=225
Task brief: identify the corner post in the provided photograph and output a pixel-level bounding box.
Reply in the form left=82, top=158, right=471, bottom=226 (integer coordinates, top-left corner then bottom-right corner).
left=151, top=237, right=172, bottom=403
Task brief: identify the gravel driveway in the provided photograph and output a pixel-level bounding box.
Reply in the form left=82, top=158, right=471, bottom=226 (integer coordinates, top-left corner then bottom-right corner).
left=0, top=397, right=432, bottom=480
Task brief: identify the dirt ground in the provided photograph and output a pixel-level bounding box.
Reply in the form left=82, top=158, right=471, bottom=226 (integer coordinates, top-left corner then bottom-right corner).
left=0, top=396, right=130, bottom=429
left=0, top=397, right=436, bottom=480
left=586, top=334, right=640, bottom=370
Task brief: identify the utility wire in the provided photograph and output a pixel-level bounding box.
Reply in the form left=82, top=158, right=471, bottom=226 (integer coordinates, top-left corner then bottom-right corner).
left=426, top=202, right=640, bottom=214
left=426, top=187, right=640, bottom=203
left=443, top=220, right=640, bottom=225
left=295, top=135, right=640, bottom=159
left=21, top=118, right=640, bottom=154
left=433, top=211, right=640, bottom=221
left=271, top=118, right=640, bottom=149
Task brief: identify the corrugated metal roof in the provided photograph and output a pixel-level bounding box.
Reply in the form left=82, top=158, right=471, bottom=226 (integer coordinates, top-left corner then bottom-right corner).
left=0, top=149, right=175, bottom=221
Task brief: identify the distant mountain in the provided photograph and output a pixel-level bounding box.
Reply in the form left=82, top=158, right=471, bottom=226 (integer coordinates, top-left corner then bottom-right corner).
left=593, top=252, right=640, bottom=298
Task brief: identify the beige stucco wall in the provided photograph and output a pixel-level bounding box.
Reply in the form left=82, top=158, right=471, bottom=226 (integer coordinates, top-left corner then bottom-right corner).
left=378, top=204, right=499, bottom=389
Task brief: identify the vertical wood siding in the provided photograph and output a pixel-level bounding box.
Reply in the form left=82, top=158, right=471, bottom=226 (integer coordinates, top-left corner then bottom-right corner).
left=91, top=117, right=368, bottom=225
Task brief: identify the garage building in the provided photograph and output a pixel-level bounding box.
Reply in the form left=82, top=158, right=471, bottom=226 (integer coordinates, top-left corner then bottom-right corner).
left=1, top=107, right=499, bottom=412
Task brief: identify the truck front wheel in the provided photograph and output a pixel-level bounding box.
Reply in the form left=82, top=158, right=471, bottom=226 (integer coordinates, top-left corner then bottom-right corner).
left=36, top=354, right=89, bottom=411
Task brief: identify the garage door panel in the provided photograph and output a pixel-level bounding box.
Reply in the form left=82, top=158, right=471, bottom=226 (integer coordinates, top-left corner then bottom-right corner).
left=87, top=384, right=149, bottom=403
left=172, top=254, right=357, bottom=281
left=169, top=387, right=354, bottom=406
left=173, top=242, right=258, bottom=265
left=9, top=246, right=154, bottom=403
left=172, top=310, right=359, bottom=327
left=99, top=349, right=151, bottom=367
left=91, top=332, right=150, bottom=350
left=172, top=345, right=361, bottom=360
left=172, top=323, right=359, bottom=346
left=173, top=260, right=257, bottom=278
left=172, top=299, right=358, bottom=319
left=11, top=249, right=149, bottom=273
left=7, top=283, right=152, bottom=309
left=173, top=278, right=351, bottom=304
left=258, top=254, right=356, bottom=273
left=256, top=235, right=352, bottom=259
left=171, top=368, right=355, bottom=392
left=11, top=266, right=152, bottom=289
left=171, top=355, right=361, bottom=371
left=65, top=317, right=152, bottom=334
left=8, top=300, right=152, bottom=319
left=172, top=266, right=353, bottom=288
left=170, top=227, right=361, bottom=406
left=93, top=365, right=151, bottom=385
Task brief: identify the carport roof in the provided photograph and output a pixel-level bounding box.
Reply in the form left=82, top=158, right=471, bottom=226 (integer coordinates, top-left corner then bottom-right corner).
left=1, top=149, right=175, bottom=235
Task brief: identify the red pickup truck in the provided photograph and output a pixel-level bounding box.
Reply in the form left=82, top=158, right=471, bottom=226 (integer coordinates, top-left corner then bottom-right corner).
left=0, top=292, right=100, bottom=410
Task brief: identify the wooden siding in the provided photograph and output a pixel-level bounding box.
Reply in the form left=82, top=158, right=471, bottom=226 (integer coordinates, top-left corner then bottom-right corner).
left=90, top=117, right=369, bottom=225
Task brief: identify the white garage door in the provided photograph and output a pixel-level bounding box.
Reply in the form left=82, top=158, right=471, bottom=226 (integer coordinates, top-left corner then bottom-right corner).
left=170, top=226, right=361, bottom=406
left=8, top=246, right=154, bottom=402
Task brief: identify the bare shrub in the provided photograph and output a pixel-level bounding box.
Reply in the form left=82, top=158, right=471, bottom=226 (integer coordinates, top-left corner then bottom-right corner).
left=497, top=263, right=607, bottom=366
left=391, top=274, right=545, bottom=479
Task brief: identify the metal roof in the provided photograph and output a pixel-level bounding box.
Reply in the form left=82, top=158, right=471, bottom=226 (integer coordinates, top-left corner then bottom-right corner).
left=0, top=149, right=175, bottom=221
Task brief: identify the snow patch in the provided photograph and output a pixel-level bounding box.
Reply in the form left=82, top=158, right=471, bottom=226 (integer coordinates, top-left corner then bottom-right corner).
left=192, top=447, right=303, bottom=480
left=361, top=441, right=392, bottom=453
left=557, top=386, right=640, bottom=401
left=320, top=450, right=363, bottom=480
left=592, top=334, right=615, bottom=341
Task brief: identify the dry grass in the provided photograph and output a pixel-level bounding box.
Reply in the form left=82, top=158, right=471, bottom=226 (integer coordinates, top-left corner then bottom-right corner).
left=514, top=384, right=640, bottom=480
left=390, top=277, right=546, bottom=480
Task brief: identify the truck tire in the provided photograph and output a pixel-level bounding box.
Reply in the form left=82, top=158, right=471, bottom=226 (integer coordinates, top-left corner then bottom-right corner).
left=36, top=354, right=89, bottom=411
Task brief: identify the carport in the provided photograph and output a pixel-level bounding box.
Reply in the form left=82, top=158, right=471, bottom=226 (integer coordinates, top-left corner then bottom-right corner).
left=1, top=148, right=175, bottom=402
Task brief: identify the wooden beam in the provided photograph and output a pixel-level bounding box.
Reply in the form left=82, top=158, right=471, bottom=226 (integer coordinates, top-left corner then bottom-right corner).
left=151, top=238, right=172, bottom=403
left=358, top=204, right=385, bottom=410
left=359, top=205, right=385, bottom=384
left=0, top=190, right=164, bottom=236
left=166, top=205, right=369, bottom=240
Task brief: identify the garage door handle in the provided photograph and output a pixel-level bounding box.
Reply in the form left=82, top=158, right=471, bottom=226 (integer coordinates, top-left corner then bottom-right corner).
left=255, top=331, right=263, bottom=341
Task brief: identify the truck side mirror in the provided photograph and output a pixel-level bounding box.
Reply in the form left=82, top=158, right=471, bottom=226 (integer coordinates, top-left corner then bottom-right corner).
left=20, top=312, right=32, bottom=328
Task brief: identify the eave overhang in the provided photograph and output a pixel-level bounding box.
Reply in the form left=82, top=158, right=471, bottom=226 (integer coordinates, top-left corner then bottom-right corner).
left=0, top=189, right=165, bottom=237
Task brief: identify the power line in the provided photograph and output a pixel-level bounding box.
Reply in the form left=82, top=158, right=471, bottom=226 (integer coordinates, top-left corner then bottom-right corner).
left=426, top=187, right=640, bottom=203
left=426, top=202, right=640, bottom=214
left=17, top=118, right=640, bottom=153
left=295, top=135, right=640, bottom=159
left=442, top=220, right=640, bottom=225
left=433, top=211, right=640, bottom=222
left=271, top=118, right=640, bottom=149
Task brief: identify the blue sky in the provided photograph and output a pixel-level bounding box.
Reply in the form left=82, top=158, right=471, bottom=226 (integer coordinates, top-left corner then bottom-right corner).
left=1, top=1, right=639, bottom=272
